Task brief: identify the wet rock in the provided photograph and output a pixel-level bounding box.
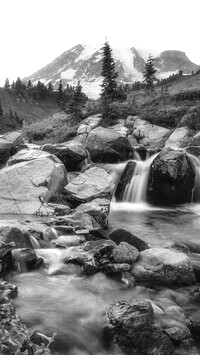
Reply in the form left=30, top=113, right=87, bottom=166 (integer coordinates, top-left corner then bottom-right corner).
left=103, top=263, right=131, bottom=275
left=132, top=118, right=170, bottom=148
left=83, top=239, right=116, bottom=254
left=115, top=161, right=136, bottom=201
left=165, top=127, right=190, bottom=149
left=189, top=312, right=200, bottom=340
left=75, top=198, right=110, bottom=228
left=0, top=242, right=13, bottom=277
left=0, top=226, right=33, bottom=249
left=107, top=300, right=154, bottom=346
left=131, top=247, right=196, bottom=285
left=12, top=248, right=44, bottom=272
left=0, top=281, right=18, bottom=299
left=147, top=148, right=195, bottom=205
left=65, top=167, right=114, bottom=203
left=165, top=241, right=191, bottom=254
left=121, top=271, right=135, bottom=287
left=82, top=259, right=100, bottom=274
left=58, top=211, right=101, bottom=233
left=52, top=235, right=85, bottom=248
left=107, top=300, right=175, bottom=354
left=110, top=228, right=149, bottom=251
left=165, top=326, right=193, bottom=346
left=112, top=242, right=139, bottom=264
left=86, top=126, right=132, bottom=163
left=89, top=228, right=109, bottom=240
left=42, top=140, right=88, bottom=171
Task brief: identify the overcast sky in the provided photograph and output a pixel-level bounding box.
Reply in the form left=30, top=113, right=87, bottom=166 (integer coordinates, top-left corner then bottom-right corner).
left=0, top=0, right=199, bottom=85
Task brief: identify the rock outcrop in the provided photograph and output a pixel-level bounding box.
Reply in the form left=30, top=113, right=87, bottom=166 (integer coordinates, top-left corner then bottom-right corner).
left=86, top=127, right=132, bottom=163
left=131, top=247, right=196, bottom=284
left=42, top=140, right=88, bottom=171
left=0, top=157, right=67, bottom=214
left=64, top=167, right=114, bottom=203
left=147, top=148, right=195, bottom=205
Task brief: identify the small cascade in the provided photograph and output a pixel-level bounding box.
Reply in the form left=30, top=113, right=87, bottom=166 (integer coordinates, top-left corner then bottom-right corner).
left=187, top=153, right=200, bottom=202
left=123, top=153, right=158, bottom=203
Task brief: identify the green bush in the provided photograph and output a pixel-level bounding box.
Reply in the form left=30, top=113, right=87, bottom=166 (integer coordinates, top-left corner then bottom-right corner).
left=101, top=101, right=138, bottom=126
left=140, top=106, right=188, bottom=128
left=179, top=105, right=200, bottom=130
left=23, top=113, right=79, bottom=144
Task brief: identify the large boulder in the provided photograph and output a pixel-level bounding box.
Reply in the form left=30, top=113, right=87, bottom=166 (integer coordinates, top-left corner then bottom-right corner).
left=0, top=157, right=67, bottom=214
left=0, top=131, right=23, bottom=166
left=7, top=148, right=56, bottom=166
left=131, top=248, right=196, bottom=285
left=147, top=148, right=195, bottom=205
left=42, top=140, right=88, bottom=171
left=75, top=198, right=110, bottom=228
left=132, top=118, right=170, bottom=147
left=164, top=127, right=190, bottom=149
left=109, top=228, right=149, bottom=251
left=64, top=167, right=114, bottom=203
left=107, top=300, right=174, bottom=354
left=0, top=226, right=33, bottom=249
left=112, top=242, right=139, bottom=264
left=86, top=127, right=132, bottom=163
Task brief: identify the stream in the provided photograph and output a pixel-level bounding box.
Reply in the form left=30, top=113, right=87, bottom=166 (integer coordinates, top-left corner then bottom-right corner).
left=6, top=201, right=200, bottom=355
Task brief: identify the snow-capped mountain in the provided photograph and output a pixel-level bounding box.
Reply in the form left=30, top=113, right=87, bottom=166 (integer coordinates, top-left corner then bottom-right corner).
left=24, top=43, right=200, bottom=99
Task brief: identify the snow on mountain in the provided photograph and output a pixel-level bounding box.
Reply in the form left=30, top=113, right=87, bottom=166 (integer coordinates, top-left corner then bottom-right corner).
left=24, top=43, right=200, bottom=99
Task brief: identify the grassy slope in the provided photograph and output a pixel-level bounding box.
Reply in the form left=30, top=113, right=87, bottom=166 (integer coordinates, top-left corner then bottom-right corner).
left=0, top=88, right=58, bottom=133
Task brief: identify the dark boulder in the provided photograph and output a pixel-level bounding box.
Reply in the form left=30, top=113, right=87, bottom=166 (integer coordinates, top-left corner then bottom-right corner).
left=86, top=127, right=132, bottom=163
left=115, top=161, right=136, bottom=201
left=147, top=148, right=195, bottom=205
left=42, top=140, right=88, bottom=171
left=189, top=312, right=200, bottom=340
left=107, top=300, right=174, bottom=354
left=109, top=228, right=149, bottom=251
left=0, top=226, right=33, bottom=249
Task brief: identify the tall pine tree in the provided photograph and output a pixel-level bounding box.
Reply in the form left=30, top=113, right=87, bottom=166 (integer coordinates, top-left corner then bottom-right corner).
left=100, top=40, right=119, bottom=126
left=69, top=81, right=87, bottom=122
left=143, top=55, right=157, bottom=90
left=101, top=40, right=118, bottom=100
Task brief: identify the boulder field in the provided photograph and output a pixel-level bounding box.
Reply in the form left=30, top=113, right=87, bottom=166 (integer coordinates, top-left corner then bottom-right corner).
left=1, top=114, right=200, bottom=353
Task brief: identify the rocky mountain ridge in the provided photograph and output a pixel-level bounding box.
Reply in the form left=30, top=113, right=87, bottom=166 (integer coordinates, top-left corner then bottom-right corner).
left=24, top=43, right=200, bottom=98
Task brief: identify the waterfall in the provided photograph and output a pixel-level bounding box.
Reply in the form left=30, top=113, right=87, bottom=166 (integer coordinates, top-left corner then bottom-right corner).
left=123, top=153, right=158, bottom=203
left=187, top=153, right=200, bottom=202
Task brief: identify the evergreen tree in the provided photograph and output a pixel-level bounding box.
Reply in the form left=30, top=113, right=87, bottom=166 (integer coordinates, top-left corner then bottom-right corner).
left=56, top=79, right=65, bottom=109
left=4, top=78, right=10, bottom=91
left=143, top=55, right=157, bottom=90
left=0, top=100, right=3, bottom=118
left=69, top=81, right=87, bottom=122
left=101, top=40, right=118, bottom=101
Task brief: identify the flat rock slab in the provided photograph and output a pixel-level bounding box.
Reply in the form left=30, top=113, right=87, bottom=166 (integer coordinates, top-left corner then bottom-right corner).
left=131, top=247, right=196, bottom=284
left=65, top=167, right=114, bottom=202
left=0, top=158, right=67, bottom=214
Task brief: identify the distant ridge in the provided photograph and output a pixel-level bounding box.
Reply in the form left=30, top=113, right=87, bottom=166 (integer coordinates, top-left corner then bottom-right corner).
left=24, top=43, right=200, bottom=99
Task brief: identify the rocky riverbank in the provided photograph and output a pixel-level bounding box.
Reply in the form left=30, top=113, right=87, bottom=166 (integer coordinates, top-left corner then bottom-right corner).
left=1, top=115, right=200, bottom=354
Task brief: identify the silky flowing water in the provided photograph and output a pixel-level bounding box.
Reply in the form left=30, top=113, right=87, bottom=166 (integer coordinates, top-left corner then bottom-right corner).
left=6, top=152, right=200, bottom=354
left=5, top=202, right=200, bottom=355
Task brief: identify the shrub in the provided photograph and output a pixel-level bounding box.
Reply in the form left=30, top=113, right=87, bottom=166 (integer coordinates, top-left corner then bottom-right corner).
left=23, top=113, right=79, bottom=144
left=179, top=105, right=200, bottom=130
left=140, top=106, right=188, bottom=128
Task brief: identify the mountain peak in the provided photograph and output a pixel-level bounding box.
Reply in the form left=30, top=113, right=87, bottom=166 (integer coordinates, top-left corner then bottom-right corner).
left=24, top=44, right=200, bottom=99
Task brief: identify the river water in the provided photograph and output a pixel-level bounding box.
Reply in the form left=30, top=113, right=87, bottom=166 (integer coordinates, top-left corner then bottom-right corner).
left=6, top=201, right=200, bottom=355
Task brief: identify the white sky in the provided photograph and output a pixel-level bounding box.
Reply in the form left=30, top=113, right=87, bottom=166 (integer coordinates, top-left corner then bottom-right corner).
left=0, top=0, right=200, bottom=85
